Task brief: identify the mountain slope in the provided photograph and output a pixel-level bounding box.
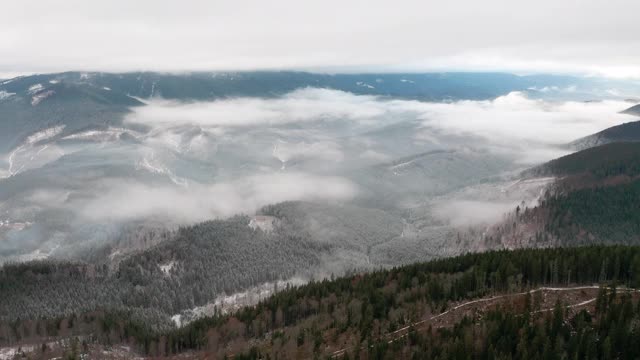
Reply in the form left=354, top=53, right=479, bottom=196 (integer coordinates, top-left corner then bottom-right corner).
left=569, top=102, right=640, bottom=150
left=1, top=71, right=583, bottom=101
left=2, top=246, right=639, bottom=359
left=0, top=201, right=410, bottom=323
left=622, top=103, right=640, bottom=116
left=534, top=141, right=640, bottom=179
left=569, top=120, right=640, bottom=150
left=0, top=78, right=141, bottom=153
left=489, top=142, right=640, bottom=249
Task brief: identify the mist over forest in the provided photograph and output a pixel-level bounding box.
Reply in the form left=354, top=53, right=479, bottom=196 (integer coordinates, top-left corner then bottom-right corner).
left=3, top=0, right=640, bottom=357
left=1, top=71, right=640, bottom=336
left=1, top=73, right=637, bottom=264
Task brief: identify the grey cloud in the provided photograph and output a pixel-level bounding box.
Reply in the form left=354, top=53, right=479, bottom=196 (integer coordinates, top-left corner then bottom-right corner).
left=1, top=1, right=640, bottom=77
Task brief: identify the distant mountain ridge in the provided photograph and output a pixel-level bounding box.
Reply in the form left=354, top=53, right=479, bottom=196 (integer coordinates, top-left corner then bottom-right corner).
left=568, top=103, right=640, bottom=150
left=2, top=72, right=640, bottom=358
left=622, top=103, right=640, bottom=116
left=1, top=70, right=627, bottom=155
left=0, top=71, right=590, bottom=102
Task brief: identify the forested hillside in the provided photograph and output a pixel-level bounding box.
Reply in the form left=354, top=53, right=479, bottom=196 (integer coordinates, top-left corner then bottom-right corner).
left=486, top=142, right=640, bottom=249
left=0, top=215, right=322, bottom=323
left=568, top=103, right=640, bottom=150
left=622, top=103, right=640, bottom=116
left=0, top=202, right=410, bottom=327
left=569, top=119, right=640, bottom=150
left=2, top=246, right=639, bottom=359
left=532, top=141, right=640, bottom=180
left=2, top=72, right=640, bottom=359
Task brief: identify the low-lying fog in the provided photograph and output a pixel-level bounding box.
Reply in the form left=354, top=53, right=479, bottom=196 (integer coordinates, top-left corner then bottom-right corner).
left=0, top=87, right=635, bottom=262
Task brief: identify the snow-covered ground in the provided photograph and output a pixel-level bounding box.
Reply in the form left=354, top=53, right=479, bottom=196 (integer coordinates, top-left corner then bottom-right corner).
left=248, top=215, right=278, bottom=233
left=136, top=150, right=189, bottom=187
left=0, top=345, right=37, bottom=360
left=159, top=260, right=177, bottom=275
left=356, top=81, right=375, bottom=89
left=27, top=83, right=43, bottom=94
left=1, top=126, right=66, bottom=178
left=31, top=90, right=54, bottom=105
left=62, top=127, right=139, bottom=142
left=0, top=90, right=15, bottom=100
left=171, top=277, right=307, bottom=327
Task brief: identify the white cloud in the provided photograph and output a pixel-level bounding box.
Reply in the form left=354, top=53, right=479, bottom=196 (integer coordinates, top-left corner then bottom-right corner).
left=272, top=140, right=344, bottom=164
left=433, top=200, right=516, bottom=227
left=79, top=173, right=357, bottom=223
left=128, top=88, right=636, bottom=166
left=411, top=92, right=634, bottom=162
left=359, top=149, right=390, bottom=162
left=430, top=176, right=554, bottom=227
left=125, top=88, right=385, bottom=129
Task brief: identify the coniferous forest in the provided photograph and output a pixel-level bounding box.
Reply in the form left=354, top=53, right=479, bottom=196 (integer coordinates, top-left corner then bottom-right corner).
left=2, top=4, right=640, bottom=358
left=3, top=245, right=640, bottom=359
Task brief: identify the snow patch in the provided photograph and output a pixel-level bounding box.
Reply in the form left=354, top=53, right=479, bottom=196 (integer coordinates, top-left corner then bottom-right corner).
left=136, top=151, right=189, bottom=187
left=171, top=314, right=183, bottom=327
left=159, top=261, right=177, bottom=275
left=62, top=127, right=139, bottom=142
left=171, top=277, right=306, bottom=327
left=108, top=249, right=121, bottom=260
left=2, top=126, right=66, bottom=178
left=25, top=125, right=65, bottom=145
left=389, top=158, right=417, bottom=170
left=0, top=90, right=15, bottom=100
left=356, top=81, right=375, bottom=89
left=27, top=83, right=44, bottom=94
left=248, top=215, right=278, bottom=233
left=31, top=90, right=54, bottom=105
left=0, top=344, right=36, bottom=360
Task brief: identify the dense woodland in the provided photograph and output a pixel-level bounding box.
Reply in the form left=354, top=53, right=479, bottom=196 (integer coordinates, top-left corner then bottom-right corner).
left=3, top=119, right=640, bottom=357
left=488, top=142, right=640, bottom=249
left=531, top=142, right=640, bottom=180
left=3, top=245, right=640, bottom=359
left=322, top=290, right=640, bottom=360
left=0, top=204, right=407, bottom=325
left=0, top=215, right=326, bottom=323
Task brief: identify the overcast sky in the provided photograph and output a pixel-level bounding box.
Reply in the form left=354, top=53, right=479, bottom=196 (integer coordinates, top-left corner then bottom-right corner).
left=2, top=0, right=639, bottom=78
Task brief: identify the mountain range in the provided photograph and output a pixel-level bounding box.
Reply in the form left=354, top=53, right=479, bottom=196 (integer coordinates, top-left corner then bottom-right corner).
left=1, top=71, right=640, bottom=358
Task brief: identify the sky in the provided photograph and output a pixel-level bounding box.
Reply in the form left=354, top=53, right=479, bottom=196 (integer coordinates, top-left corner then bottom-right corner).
left=1, top=0, right=640, bottom=78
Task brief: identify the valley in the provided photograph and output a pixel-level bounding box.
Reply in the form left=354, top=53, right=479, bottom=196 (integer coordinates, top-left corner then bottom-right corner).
left=1, top=71, right=640, bottom=358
